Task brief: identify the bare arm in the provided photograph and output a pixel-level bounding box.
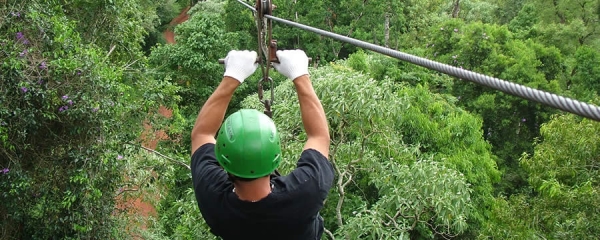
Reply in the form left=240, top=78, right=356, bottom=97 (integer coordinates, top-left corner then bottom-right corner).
left=294, top=75, right=330, bottom=159
left=191, top=77, right=239, bottom=154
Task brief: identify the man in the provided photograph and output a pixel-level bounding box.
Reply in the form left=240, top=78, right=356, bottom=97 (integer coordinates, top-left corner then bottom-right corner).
left=190, top=49, right=334, bottom=239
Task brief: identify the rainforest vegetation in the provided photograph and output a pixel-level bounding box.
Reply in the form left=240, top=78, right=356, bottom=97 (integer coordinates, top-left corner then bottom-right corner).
left=1, top=0, right=599, bottom=239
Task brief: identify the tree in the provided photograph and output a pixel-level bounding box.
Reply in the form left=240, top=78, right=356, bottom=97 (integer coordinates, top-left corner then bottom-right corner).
left=508, top=3, right=539, bottom=39
left=427, top=19, right=564, bottom=195
left=0, top=1, right=176, bottom=238
left=487, top=0, right=525, bottom=24
left=570, top=46, right=600, bottom=102
left=60, top=0, right=164, bottom=62
left=519, top=113, right=600, bottom=239
left=149, top=1, right=236, bottom=118
left=532, top=0, right=600, bottom=55
left=223, top=0, right=256, bottom=50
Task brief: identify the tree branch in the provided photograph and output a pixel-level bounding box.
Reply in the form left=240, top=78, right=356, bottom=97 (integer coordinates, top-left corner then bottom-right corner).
left=324, top=228, right=335, bottom=240
left=334, top=161, right=345, bottom=228
left=127, top=143, right=191, bottom=170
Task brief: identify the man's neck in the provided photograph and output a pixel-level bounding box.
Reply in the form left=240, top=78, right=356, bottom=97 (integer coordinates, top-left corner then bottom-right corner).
left=233, top=176, right=272, bottom=202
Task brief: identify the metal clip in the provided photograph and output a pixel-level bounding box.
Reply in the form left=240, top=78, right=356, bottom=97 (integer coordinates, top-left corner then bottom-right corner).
left=258, top=76, right=274, bottom=117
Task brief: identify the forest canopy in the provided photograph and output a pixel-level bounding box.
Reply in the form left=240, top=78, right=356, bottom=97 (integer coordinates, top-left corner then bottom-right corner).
left=1, top=0, right=599, bottom=239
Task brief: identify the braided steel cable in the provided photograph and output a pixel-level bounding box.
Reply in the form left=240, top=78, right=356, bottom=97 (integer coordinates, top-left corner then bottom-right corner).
left=264, top=15, right=600, bottom=121
left=236, top=0, right=256, bottom=12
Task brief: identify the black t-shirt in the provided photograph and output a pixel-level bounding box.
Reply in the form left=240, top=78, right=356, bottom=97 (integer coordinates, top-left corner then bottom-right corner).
left=191, top=143, right=335, bottom=240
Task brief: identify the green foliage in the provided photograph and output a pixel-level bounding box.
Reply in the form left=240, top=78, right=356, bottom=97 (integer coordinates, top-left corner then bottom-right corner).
left=151, top=188, right=218, bottom=240
left=3, top=0, right=600, bottom=238
left=340, top=160, right=472, bottom=239
left=460, top=0, right=501, bottom=24
left=0, top=1, right=177, bottom=238
left=223, top=0, right=256, bottom=50
left=532, top=0, right=600, bottom=56
left=427, top=18, right=564, bottom=195
left=518, top=114, right=600, bottom=239
left=570, top=46, right=600, bottom=102
left=58, top=0, right=164, bottom=62
left=507, top=3, right=539, bottom=39
left=486, top=0, right=525, bottom=24
left=347, top=50, right=369, bottom=73
left=362, top=50, right=454, bottom=93
left=143, top=0, right=189, bottom=54
left=479, top=195, right=539, bottom=239
left=149, top=4, right=234, bottom=117
left=366, top=54, right=405, bottom=82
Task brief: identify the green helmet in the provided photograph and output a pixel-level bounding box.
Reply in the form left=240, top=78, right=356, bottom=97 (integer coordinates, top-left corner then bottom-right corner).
left=215, top=109, right=282, bottom=178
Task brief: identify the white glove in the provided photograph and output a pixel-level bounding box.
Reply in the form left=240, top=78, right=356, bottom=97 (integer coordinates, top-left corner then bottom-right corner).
left=223, top=50, right=258, bottom=83
left=272, top=50, right=309, bottom=81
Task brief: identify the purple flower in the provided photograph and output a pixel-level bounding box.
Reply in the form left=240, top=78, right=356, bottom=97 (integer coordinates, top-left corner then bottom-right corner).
left=1, top=168, right=9, bottom=174
left=117, top=155, right=123, bottom=160
left=77, top=71, right=81, bottom=75
left=19, top=49, right=27, bottom=57
left=92, top=107, right=99, bottom=112
left=40, top=62, right=47, bottom=70
left=20, top=87, right=28, bottom=93
left=67, top=100, right=73, bottom=106
left=15, top=32, right=29, bottom=45
left=59, top=106, right=69, bottom=112
left=11, top=12, right=20, bottom=17
left=454, top=28, right=459, bottom=33
left=37, top=79, right=44, bottom=84
left=62, top=95, right=69, bottom=100
left=521, top=118, right=526, bottom=122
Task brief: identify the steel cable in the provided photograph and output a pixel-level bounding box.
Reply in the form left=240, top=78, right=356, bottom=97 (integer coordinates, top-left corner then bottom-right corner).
left=264, top=15, right=600, bottom=121
left=236, top=0, right=256, bottom=12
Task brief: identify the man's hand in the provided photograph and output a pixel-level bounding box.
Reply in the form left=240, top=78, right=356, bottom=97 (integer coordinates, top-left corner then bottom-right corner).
left=272, top=50, right=309, bottom=81
left=223, top=50, right=259, bottom=83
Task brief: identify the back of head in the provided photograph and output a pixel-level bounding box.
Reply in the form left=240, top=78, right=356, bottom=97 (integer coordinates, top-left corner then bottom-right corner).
left=215, top=109, right=282, bottom=179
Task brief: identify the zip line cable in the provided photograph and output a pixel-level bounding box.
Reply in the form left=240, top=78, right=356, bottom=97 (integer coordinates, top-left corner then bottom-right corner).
left=235, top=0, right=600, bottom=121
left=236, top=0, right=255, bottom=11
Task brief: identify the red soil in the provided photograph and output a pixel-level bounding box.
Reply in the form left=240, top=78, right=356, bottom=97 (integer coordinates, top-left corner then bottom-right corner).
left=164, top=6, right=191, bottom=44
left=116, top=5, right=190, bottom=236
left=114, top=106, right=173, bottom=235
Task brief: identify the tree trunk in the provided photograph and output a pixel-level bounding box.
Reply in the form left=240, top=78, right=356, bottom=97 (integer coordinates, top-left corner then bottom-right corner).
left=294, top=0, right=299, bottom=46
left=452, top=0, right=460, bottom=18
left=384, top=12, right=390, bottom=48
left=552, top=0, right=566, bottom=24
